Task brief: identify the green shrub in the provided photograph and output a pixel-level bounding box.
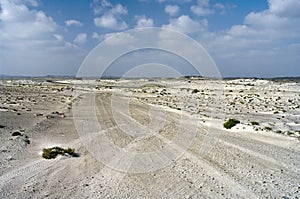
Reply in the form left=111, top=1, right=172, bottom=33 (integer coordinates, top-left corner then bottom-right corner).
left=42, top=146, right=77, bottom=159
left=250, top=121, right=259, bottom=125
left=264, top=126, right=272, bottom=131
left=192, top=89, right=200, bottom=94
left=223, top=118, right=240, bottom=129
left=287, top=131, right=294, bottom=136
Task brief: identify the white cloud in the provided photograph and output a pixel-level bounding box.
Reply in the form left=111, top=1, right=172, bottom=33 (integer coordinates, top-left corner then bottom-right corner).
left=92, top=1, right=128, bottom=30
left=165, top=5, right=179, bottom=16
left=0, top=0, right=86, bottom=76
left=269, top=0, right=300, bottom=17
left=65, top=19, right=83, bottom=27
left=103, top=32, right=137, bottom=46
left=92, top=0, right=126, bottom=15
left=110, top=3, right=127, bottom=15
left=191, top=6, right=213, bottom=16
left=190, top=0, right=214, bottom=16
left=135, top=15, right=154, bottom=28
left=0, top=0, right=57, bottom=39
left=73, top=33, right=87, bottom=45
left=196, top=0, right=300, bottom=77
left=214, top=3, right=225, bottom=9
left=94, top=14, right=128, bottom=30
left=214, top=3, right=236, bottom=15
left=162, top=15, right=207, bottom=33
left=100, top=0, right=111, bottom=7
left=53, top=34, right=64, bottom=42
left=92, top=32, right=102, bottom=40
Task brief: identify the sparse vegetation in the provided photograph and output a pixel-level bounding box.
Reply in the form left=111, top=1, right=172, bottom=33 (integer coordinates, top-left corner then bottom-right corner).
left=264, top=126, right=272, bottom=131
left=42, top=146, right=77, bottom=159
left=223, top=118, right=240, bottom=129
left=250, top=121, right=259, bottom=125
left=192, top=89, right=200, bottom=94
left=286, top=131, right=294, bottom=136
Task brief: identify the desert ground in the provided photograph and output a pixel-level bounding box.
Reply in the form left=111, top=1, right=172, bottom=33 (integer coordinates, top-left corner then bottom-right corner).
left=0, top=77, right=299, bottom=198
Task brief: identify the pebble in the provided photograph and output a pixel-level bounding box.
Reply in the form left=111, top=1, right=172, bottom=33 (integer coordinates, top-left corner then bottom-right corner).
left=7, top=156, right=14, bottom=161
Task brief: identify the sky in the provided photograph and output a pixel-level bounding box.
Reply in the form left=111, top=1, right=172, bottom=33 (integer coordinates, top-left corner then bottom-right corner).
left=0, top=0, right=300, bottom=77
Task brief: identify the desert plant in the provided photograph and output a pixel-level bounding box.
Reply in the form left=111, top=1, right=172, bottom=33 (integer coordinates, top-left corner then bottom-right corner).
left=264, top=126, right=272, bottom=131
left=250, top=121, right=259, bottom=125
left=223, top=118, right=240, bottom=129
left=192, top=89, right=200, bottom=94
left=42, top=146, right=77, bottom=159
left=286, top=131, right=294, bottom=136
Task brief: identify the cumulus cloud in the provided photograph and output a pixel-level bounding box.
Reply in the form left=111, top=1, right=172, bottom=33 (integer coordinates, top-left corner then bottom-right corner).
left=92, top=32, right=102, bottom=40
left=162, top=15, right=207, bottom=33
left=92, top=0, right=128, bottom=30
left=197, top=0, right=300, bottom=77
left=65, top=19, right=83, bottom=27
left=94, top=14, right=128, bottom=30
left=214, top=3, right=236, bottom=15
left=0, top=1, right=57, bottom=40
left=0, top=0, right=86, bottom=76
left=109, top=3, right=127, bottom=15
left=165, top=5, right=179, bottom=16
left=103, top=32, right=137, bottom=46
left=135, top=15, right=154, bottom=28
left=269, top=0, right=300, bottom=17
left=74, top=33, right=87, bottom=45
left=190, top=0, right=214, bottom=16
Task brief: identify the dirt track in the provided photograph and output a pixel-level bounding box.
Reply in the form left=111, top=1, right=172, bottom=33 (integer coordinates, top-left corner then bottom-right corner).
left=1, top=80, right=299, bottom=198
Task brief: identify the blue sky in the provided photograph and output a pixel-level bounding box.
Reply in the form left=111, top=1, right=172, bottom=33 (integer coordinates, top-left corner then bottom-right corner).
left=0, top=0, right=300, bottom=77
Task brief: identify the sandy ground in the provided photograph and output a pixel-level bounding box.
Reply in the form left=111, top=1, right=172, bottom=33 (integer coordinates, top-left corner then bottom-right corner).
left=0, top=78, right=299, bottom=198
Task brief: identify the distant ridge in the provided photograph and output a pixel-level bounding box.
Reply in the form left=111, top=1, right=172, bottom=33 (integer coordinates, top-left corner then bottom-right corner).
left=0, top=74, right=299, bottom=81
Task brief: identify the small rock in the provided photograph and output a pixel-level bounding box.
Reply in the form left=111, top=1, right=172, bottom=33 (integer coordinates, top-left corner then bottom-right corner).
left=12, top=131, right=22, bottom=136
left=0, top=147, right=8, bottom=152
left=7, top=156, right=14, bottom=161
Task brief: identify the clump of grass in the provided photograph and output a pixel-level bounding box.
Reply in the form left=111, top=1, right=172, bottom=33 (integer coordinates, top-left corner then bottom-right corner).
left=250, top=121, right=259, bottom=126
left=264, top=126, right=272, bottom=131
left=273, top=111, right=279, bottom=114
left=191, top=89, right=200, bottom=94
left=276, top=130, right=283, bottom=134
left=42, top=146, right=77, bottom=159
left=286, top=131, right=294, bottom=136
left=223, top=118, right=240, bottom=129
